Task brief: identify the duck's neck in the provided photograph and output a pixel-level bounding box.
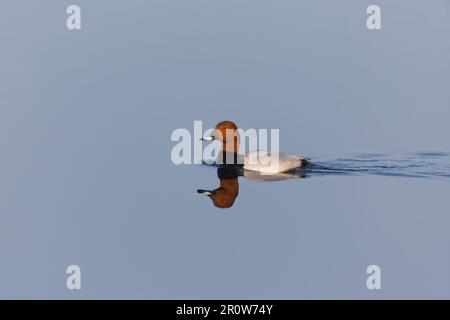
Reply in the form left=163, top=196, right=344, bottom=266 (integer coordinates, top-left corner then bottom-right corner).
left=219, top=136, right=241, bottom=166
left=222, top=135, right=239, bottom=154
left=219, top=178, right=239, bottom=196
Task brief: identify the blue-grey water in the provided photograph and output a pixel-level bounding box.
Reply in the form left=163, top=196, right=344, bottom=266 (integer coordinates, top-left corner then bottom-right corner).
left=1, top=1, right=450, bottom=299
left=309, top=152, right=450, bottom=179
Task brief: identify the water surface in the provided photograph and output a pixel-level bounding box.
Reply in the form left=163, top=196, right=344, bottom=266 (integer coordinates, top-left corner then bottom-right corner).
left=1, top=0, right=450, bottom=299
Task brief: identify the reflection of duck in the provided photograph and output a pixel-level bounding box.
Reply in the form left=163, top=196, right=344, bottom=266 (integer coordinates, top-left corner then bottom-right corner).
left=197, top=166, right=307, bottom=209
left=197, top=167, right=239, bottom=209
left=202, top=121, right=311, bottom=174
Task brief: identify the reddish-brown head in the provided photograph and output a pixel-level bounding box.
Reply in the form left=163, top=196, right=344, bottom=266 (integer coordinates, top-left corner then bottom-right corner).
left=213, top=120, right=239, bottom=153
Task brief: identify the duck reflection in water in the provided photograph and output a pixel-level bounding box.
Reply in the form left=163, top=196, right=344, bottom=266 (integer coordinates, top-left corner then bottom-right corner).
left=197, top=167, right=240, bottom=209
left=197, top=166, right=307, bottom=209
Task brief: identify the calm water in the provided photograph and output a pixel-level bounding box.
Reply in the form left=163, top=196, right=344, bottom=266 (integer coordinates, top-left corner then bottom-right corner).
left=1, top=1, right=450, bottom=299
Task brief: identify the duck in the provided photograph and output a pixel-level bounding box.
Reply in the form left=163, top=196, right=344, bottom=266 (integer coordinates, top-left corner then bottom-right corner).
left=201, top=120, right=311, bottom=174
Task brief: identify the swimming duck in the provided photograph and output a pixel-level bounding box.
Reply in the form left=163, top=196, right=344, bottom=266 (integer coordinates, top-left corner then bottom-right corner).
left=202, top=121, right=311, bottom=174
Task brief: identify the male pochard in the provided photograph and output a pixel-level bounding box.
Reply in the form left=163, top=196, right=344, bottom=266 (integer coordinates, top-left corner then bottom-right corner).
left=202, top=121, right=311, bottom=174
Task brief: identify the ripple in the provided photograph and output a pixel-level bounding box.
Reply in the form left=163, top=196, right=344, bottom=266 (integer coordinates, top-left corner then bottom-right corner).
left=306, top=152, right=450, bottom=179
